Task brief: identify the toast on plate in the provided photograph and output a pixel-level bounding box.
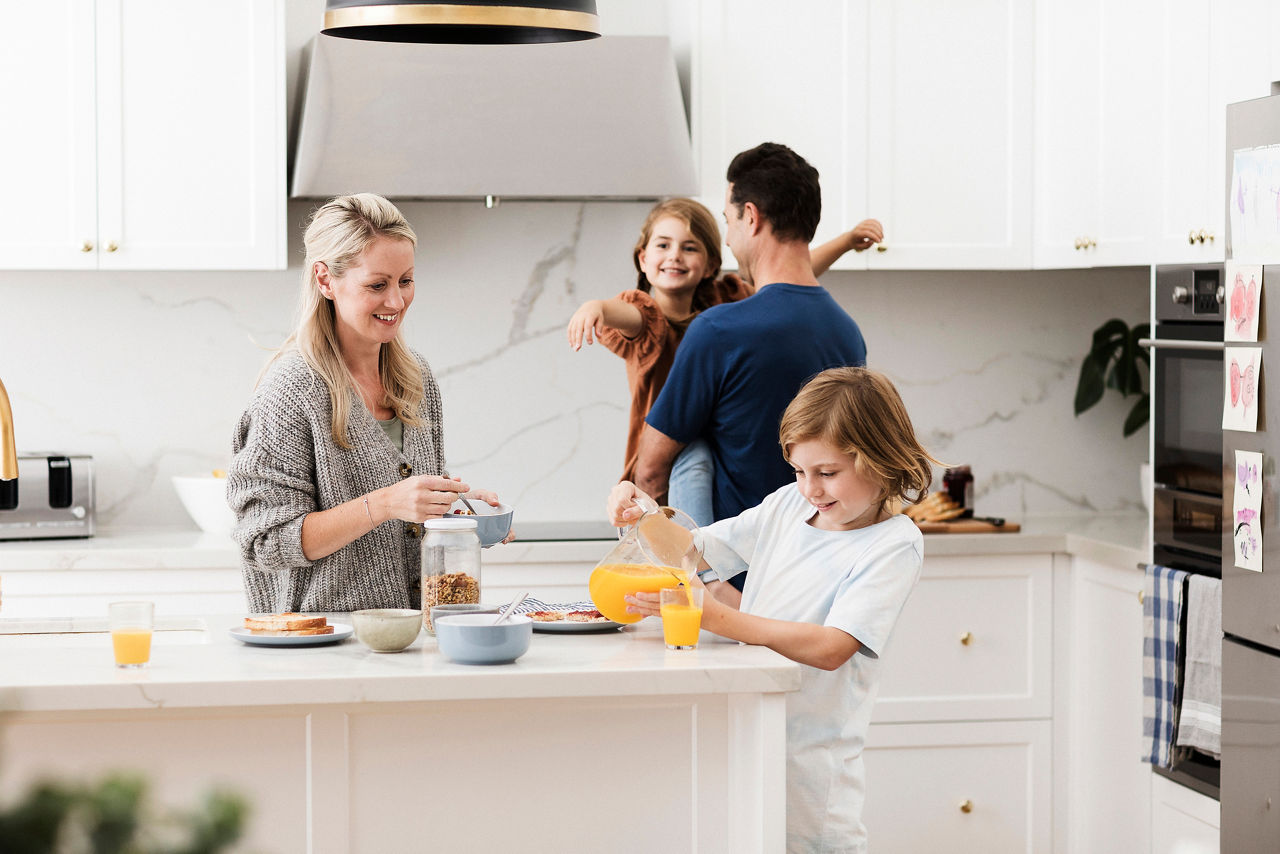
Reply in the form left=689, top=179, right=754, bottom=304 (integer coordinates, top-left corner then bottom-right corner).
left=244, top=613, right=329, bottom=633
left=246, top=624, right=335, bottom=636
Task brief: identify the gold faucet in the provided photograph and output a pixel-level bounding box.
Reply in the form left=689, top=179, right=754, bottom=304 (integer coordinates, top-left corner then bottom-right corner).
left=0, top=377, right=15, bottom=481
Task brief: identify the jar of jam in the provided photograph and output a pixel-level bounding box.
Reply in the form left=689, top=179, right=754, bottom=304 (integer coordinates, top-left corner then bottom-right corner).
left=943, top=466, right=974, bottom=518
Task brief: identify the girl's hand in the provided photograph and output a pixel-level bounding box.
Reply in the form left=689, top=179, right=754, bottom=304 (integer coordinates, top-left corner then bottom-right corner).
left=382, top=474, right=470, bottom=523
left=567, top=300, right=606, bottom=351
left=624, top=574, right=709, bottom=619
left=606, top=480, right=655, bottom=527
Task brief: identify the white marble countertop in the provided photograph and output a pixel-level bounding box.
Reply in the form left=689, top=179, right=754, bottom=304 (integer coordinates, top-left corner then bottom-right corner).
left=0, top=514, right=1150, bottom=572
left=0, top=614, right=801, bottom=714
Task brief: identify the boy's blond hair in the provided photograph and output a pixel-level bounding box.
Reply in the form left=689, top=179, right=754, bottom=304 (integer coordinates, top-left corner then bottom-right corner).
left=779, top=367, right=940, bottom=509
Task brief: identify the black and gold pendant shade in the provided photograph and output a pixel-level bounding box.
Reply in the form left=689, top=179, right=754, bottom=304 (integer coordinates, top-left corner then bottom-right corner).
left=322, top=0, right=600, bottom=44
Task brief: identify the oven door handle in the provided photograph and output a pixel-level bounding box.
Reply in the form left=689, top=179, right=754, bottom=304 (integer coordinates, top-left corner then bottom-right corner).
left=1138, top=337, right=1225, bottom=351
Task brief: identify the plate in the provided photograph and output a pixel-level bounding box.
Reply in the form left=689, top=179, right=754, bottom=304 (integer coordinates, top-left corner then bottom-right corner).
left=229, top=622, right=354, bottom=647
left=527, top=622, right=622, bottom=635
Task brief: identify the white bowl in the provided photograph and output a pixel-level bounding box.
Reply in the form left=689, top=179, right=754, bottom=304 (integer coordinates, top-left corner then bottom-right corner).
left=352, top=608, right=423, bottom=652
left=449, top=500, right=513, bottom=547
left=172, top=475, right=236, bottom=535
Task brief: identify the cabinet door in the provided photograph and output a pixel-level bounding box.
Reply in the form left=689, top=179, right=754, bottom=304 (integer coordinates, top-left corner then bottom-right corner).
left=865, top=0, right=1032, bottom=269
left=96, top=0, right=285, bottom=270
left=862, top=720, right=1052, bottom=853
left=1152, top=773, right=1220, bottom=854
left=0, top=0, right=97, bottom=270
left=1060, top=556, right=1151, bottom=854
left=692, top=0, right=868, bottom=268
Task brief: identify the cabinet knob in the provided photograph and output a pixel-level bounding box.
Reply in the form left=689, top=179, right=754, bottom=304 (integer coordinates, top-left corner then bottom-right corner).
left=1206, top=230, right=1215, bottom=243
left=80, top=240, right=93, bottom=253
left=959, top=631, right=972, bottom=646
left=1138, top=590, right=1144, bottom=605
left=1073, top=238, right=1082, bottom=250
left=1086, top=237, right=1097, bottom=248
left=959, top=799, right=973, bottom=814
left=1196, top=229, right=1208, bottom=244
left=1188, top=230, right=1197, bottom=245
left=105, top=241, right=118, bottom=253
left=875, top=244, right=888, bottom=253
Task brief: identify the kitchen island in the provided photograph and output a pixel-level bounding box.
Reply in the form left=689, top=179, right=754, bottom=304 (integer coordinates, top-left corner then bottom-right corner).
left=0, top=616, right=801, bottom=854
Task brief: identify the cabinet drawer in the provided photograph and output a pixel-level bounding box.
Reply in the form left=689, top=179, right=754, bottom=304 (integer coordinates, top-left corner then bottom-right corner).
left=873, top=554, right=1053, bottom=722
left=863, top=719, right=1051, bottom=854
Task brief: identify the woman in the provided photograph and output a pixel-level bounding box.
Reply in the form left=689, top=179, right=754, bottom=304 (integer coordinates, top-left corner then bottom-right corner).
left=228, top=193, right=505, bottom=613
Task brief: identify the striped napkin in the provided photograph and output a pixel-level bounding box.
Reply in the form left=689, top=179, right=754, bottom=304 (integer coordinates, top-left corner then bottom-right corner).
left=511, top=597, right=596, bottom=614
left=1142, top=564, right=1188, bottom=769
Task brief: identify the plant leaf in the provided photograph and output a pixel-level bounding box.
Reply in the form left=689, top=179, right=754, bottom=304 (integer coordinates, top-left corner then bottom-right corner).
left=1075, top=353, right=1108, bottom=415
left=1123, top=394, right=1150, bottom=437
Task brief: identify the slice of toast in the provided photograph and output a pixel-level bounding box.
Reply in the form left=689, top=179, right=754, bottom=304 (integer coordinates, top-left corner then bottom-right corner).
left=244, top=613, right=328, bottom=632
left=246, top=624, right=335, bottom=636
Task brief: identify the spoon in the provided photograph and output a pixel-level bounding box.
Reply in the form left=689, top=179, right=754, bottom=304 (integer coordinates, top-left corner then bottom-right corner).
left=493, top=591, right=529, bottom=625
left=458, top=495, right=479, bottom=515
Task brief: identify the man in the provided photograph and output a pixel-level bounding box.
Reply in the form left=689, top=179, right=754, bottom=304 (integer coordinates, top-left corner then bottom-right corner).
left=634, top=143, right=872, bottom=588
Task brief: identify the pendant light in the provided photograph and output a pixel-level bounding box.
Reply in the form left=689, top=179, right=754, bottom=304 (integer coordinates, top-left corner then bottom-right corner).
left=322, top=1, right=600, bottom=45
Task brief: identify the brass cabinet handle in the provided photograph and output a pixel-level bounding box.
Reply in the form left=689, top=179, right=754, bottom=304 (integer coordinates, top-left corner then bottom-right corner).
left=959, top=799, right=973, bottom=814
left=105, top=241, right=118, bottom=253
left=960, top=631, right=972, bottom=646
left=1086, top=237, right=1097, bottom=248
left=1074, top=238, right=1083, bottom=250
left=1188, top=229, right=1197, bottom=245
left=80, top=240, right=93, bottom=252
left=875, top=244, right=888, bottom=253
left=1138, top=590, right=1145, bottom=604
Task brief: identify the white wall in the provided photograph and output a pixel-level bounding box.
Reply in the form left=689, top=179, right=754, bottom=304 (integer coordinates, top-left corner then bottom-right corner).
left=0, top=3, right=1150, bottom=531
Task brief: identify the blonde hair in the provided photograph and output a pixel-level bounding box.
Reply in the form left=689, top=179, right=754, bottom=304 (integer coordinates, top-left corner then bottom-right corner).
left=779, top=367, right=942, bottom=512
left=273, top=193, right=423, bottom=450
left=632, top=198, right=724, bottom=329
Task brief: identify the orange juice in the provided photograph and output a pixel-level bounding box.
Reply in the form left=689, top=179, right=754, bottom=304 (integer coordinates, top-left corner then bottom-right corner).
left=660, top=603, right=703, bottom=647
left=589, top=563, right=689, bottom=623
left=112, top=629, right=152, bottom=667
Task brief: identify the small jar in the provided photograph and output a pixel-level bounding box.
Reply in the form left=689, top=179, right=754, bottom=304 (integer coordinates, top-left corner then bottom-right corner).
left=421, top=517, right=481, bottom=635
left=942, top=466, right=975, bottom=518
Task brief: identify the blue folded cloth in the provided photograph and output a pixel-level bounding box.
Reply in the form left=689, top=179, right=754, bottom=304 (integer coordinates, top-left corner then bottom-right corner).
left=1142, top=564, right=1189, bottom=768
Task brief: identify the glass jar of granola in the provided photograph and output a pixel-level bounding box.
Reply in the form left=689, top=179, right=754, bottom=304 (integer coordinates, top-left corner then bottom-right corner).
left=421, top=517, right=481, bottom=635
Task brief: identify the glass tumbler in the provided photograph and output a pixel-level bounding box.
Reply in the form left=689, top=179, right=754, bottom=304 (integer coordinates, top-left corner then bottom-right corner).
left=109, top=600, right=154, bottom=669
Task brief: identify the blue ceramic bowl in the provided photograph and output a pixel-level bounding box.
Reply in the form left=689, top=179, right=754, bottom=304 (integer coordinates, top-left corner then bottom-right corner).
left=450, top=500, right=513, bottom=547
left=434, top=613, right=532, bottom=665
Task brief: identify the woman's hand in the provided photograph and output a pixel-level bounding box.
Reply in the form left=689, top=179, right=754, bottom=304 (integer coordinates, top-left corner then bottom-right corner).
left=566, top=300, right=606, bottom=351
left=381, top=474, right=470, bottom=523
left=465, top=486, right=516, bottom=545
left=606, top=480, right=655, bottom=527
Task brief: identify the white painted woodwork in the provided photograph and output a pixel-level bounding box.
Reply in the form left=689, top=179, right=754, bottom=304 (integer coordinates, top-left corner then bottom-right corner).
left=1151, top=773, right=1221, bottom=854
left=0, top=0, right=286, bottom=271
left=862, top=719, right=1052, bottom=853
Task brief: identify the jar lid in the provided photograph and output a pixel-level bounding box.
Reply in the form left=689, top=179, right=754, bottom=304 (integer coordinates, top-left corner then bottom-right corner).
left=423, top=517, right=478, bottom=531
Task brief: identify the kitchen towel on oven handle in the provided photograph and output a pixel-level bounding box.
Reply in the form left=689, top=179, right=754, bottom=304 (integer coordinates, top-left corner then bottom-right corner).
left=1142, top=564, right=1189, bottom=768
left=1174, top=573, right=1222, bottom=759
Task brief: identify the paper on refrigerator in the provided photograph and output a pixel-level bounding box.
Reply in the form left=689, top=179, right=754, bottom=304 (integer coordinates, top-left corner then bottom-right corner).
left=1233, top=450, right=1264, bottom=572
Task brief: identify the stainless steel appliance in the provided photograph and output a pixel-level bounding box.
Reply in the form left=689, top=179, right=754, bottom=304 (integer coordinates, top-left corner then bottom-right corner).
left=1149, top=263, right=1225, bottom=797
left=1221, top=91, right=1280, bottom=852
left=0, top=453, right=95, bottom=540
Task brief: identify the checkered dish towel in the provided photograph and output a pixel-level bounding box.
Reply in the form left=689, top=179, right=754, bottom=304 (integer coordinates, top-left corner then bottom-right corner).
left=1142, top=564, right=1188, bottom=768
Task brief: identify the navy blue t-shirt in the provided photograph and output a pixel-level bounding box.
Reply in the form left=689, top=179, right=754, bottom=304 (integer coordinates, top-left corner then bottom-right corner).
left=646, top=282, right=867, bottom=523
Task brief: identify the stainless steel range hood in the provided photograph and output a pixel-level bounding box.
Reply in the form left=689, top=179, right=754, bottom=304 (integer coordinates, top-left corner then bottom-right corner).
left=291, top=34, right=696, bottom=201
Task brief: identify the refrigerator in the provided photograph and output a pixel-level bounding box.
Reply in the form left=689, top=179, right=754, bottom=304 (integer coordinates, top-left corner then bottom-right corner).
left=1221, top=91, right=1280, bottom=851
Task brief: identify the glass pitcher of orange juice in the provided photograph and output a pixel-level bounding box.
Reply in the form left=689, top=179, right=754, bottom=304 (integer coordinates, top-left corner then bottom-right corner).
left=588, top=496, right=701, bottom=624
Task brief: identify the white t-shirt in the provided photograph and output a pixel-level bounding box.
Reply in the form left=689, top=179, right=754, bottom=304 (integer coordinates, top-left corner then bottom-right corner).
left=697, top=484, right=923, bottom=854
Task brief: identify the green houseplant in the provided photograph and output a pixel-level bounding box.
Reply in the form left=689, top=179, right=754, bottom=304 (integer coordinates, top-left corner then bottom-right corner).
left=1074, top=318, right=1151, bottom=437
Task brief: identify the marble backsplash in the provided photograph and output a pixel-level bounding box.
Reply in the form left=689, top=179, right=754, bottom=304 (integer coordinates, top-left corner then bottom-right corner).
left=0, top=200, right=1149, bottom=531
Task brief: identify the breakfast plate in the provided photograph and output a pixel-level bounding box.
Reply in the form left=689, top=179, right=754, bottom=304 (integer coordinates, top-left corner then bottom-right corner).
left=229, top=622, right=354, bottom=647
left=530, top=618, right=625, bottom=634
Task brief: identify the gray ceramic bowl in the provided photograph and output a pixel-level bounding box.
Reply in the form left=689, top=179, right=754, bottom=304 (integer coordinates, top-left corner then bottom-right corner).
left=450, top=500, right=514, bottom=547
left=427, top=602, right=501, bottom=636
left=352, top=608, right=422, bottom=653
left=434, top=613, right=532, bottom=665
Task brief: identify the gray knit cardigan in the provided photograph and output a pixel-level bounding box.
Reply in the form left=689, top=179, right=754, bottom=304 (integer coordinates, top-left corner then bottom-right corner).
left=228, top=349, right=446, bottom=613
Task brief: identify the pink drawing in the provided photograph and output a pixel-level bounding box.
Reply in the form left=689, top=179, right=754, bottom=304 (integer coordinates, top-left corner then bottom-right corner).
left=1237, top=508, right=1259, bottom=560
left=1229, top=272, right=1259, bottom=335
left=1238, top=460, right=1259, bottom=493
left=1230, top=358, right=1257, bottom=409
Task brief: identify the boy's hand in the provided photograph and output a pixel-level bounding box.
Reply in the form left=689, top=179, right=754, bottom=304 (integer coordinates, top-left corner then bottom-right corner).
left=566, top=300, right=606, bottom=350
left=846, top=218, right=884, bottom=252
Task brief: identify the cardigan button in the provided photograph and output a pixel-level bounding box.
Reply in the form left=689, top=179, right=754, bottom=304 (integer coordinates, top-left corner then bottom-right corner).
left=406, top=523, right=422, bottom=538
left=398, top=462, right=413, bottom=478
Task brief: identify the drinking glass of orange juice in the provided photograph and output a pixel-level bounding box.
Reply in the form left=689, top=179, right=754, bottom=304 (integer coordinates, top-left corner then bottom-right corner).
left=108, top=601, right=154, bottom=669
left=660, top=586, right=704, bottom=650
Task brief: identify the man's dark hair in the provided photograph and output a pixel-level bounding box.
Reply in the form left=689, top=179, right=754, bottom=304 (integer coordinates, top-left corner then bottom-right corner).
left=725, top=142, right=821, bottom=243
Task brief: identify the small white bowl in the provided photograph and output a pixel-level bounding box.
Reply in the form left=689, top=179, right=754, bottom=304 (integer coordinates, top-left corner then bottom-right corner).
left=172, top=475, right=236, bottom=535
left=352, top=609, right=423, bottom=653
left=434, top=613, right=532, bottom=665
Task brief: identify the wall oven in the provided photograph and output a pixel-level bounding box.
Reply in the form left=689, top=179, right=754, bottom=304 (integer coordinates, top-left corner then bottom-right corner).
left=1147, top=263, right=1225, bottom=798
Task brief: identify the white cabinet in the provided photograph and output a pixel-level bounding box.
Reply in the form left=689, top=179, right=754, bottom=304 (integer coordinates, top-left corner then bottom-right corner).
left=692, top=0, right=1033, bottom=271
left=1057, top=554, right=1152, bottom=853
left=0, top=0, right=286, bottom=271
left=1152, top=773, right=1220, bottom=854
left=862, top=554, right=1053, bottom=852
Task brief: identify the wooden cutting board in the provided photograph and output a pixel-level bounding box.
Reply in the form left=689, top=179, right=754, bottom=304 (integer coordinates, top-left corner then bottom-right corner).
left=913, top=518, right=1021, bottom=534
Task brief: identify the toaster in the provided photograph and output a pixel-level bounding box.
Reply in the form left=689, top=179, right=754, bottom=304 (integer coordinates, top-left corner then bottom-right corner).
left=0, top=453, right=95, bottom=540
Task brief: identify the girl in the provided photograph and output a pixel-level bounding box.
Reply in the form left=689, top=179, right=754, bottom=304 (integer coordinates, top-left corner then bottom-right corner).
left=228, top=193, right=507, bottom=614
left=567, top=197, right=882, bottom=524
left=608, top=366, right=940, bottom=853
